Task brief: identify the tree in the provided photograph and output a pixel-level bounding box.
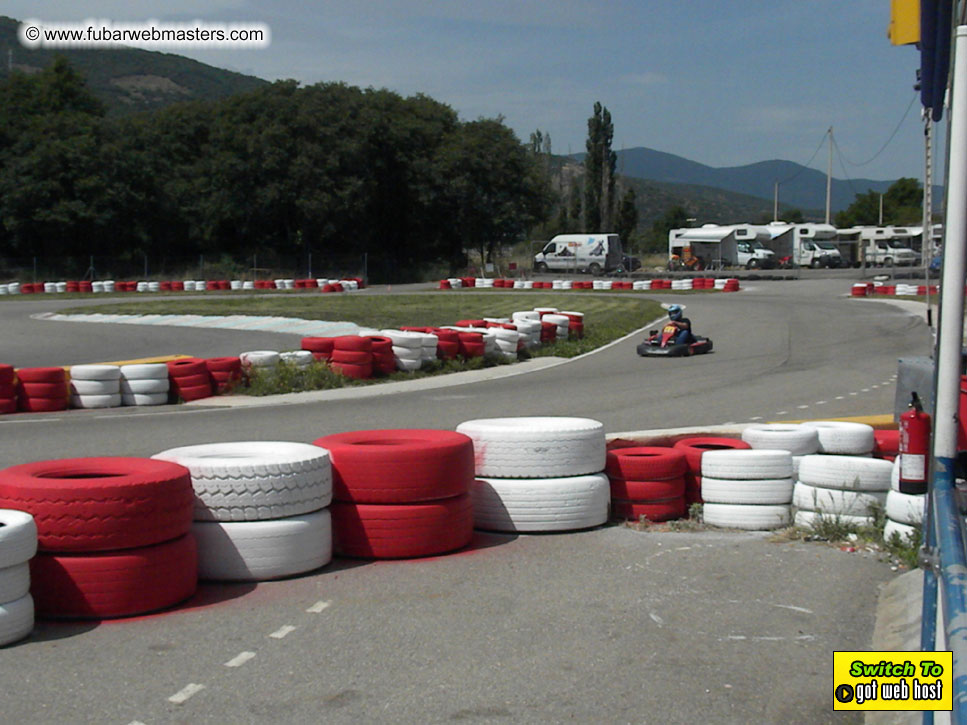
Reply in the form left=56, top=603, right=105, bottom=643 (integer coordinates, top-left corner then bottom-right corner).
left=614, top=187, right=638, bottom=249
left=583, top=102, right=616, bottom=233
left=835, top=177, right=922, bottom=227
left=645, top=205, right=689, bottom=254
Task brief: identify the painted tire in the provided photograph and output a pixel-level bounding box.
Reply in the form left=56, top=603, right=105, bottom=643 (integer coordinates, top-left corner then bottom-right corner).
left=331, top=494, right=473, bottom=559
left=17, top=397, right=68, bottom=413
left=69, top=379, right=120, bottom=396
left=192, top=509, right=332, bottom=581
left=0, top=457, right=194, bottom=552
left=301, top=338, right=335, bottom=355
left=169, top=373, right=210, bottom=388
left=153, top=441, right=333, bottom=521
left=700, top=449, right=793, bottom=480
left=240, top=351, right=280, bottom=368
left=17, top=382, right=68, bottom=398
left=68, top=365, right=120, bottom=381
left=792, top=481, right=886, bottom=516
left=0, top=509, right=38, bottom=568
left=885, top=489, right=925, bottom=525
left=172, top=383, right=212, bottom=401
left=166, top=359, right=206, bottom=377
left=0, top=365, right=13, bottom=385
left=873, top=429, right=900, bottom=458
left=471, top=474, right=609, bottom=532
left=672, top=437, right=751, bottom=472
left=605, top=447, right=687, bottom=480
left=800, top=421, right=875, bottom=455
left=611, top=497, right=686, bottom=522
left=16, top=368, right=66, bottom=384
left=883, top=519, right=919, bottom=544
left=70, top=393, right=122, bottom=409
left=699, top=476, right=794, bottom=505
left=0, top=563, right=30, bottom=607
left=740, top=424, right=820, bottom=455
left=797, top=455, right=893, bottom=492
left=120, top=363, right=169, bottom=379
left=329, top=361, right=372, bottom=379
left=608, top=476, right=685, bottom=501
left=702, top=503, right=791, bottom=530
left=794, top=510, right=874, bottom=529
left=456, top=417, right=606, bottom=478
left=29, top=534, right=197, bottom=619
left=0, top=594, right=33, bottom=645
left=312, top=429, right=473, bottom=503
left=331, top=349, right=372, bottom=365
left=332, top=336, right=372, bottom=352
left=121, top=392, right=169, bottom=406
left=120, top=378, right=169, bottom=395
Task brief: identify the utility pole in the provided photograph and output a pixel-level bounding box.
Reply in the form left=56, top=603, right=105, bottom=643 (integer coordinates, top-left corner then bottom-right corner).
left=825, top=127, right=833, bottom=225
left=773, top=181, right=779, bottom=222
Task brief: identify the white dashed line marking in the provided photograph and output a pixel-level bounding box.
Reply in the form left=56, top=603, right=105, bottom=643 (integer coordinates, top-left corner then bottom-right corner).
left=307, top=600, right=331, bottom=613
left=850, top=392, right=858, bottom=396
left=835, top=396, right=844, bottom=400
left=777, top=411, right=788, bottom=416
left=797, top=405, right=809, bottom=410
left=225, top=651, right=256, bottom=668
left=269, top=625, right=297, bottom=639
left=168, top=683, right=205, bottom=704
left=871, top=385, right=880, bottom=389
left=815, top=400, right=826, bottom=405
left=861, top=388, right=870, bottom=393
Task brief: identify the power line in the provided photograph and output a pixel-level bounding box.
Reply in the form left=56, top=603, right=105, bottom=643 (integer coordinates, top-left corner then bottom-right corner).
left=777, top=130, right=829, bottom=185
left=836, top=91, right=919, bottom=168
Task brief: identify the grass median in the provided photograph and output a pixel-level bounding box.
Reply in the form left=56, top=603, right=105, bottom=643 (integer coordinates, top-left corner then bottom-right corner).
left=58, top=292, right=666, bottom=394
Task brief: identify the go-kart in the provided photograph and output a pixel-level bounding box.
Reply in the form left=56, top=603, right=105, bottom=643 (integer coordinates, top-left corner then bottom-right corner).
left=637, top=323, right=713, bottom=357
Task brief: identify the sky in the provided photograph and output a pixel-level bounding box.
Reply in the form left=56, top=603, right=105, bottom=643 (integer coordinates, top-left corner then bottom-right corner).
left=3, top=1, right=935, bottom=182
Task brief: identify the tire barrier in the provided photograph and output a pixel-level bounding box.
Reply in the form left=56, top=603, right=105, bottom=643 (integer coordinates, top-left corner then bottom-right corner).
left=166, top=358, right=213, bottom=402
left=457, top=417, right=609, bottom=533
left=204, top=357, right=242, bottom=395
left=16, top=367, right=69, bottom=413
left=605, top=447, right=688, bottom=523
left=699, top=450, right=794, bottom=530
left=152, top=441, right=334, bottom=581
left=0, top=510, right=37, bottom=646
left=313, top=430, right=475, bottom=558
left=672, top=436, right=752, bottom=505
left=68, top=364, right=121, bottom=410
left=0, top=457, right=197, bottom=618
left=792, top=454, right=892, bottom=526
left=0, top=365, right=15, bottom=415
left=434, top=278, right=741, bottom=293
left=799, top=421, right=875, bottom=455
left=0, top=278, right=365, bottom=296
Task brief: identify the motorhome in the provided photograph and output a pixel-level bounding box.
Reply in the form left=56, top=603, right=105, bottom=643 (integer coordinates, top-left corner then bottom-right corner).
left=845, top=226, right=922, bottom=266
left=764, top=222, right=843, bottom=268
left=533, top=234, right=623, bottom=275
left=668, top=225, right=775, bottom=270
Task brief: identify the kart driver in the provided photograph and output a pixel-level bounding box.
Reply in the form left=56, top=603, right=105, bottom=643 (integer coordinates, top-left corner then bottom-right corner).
left=666, top=304, right=694, bottom=345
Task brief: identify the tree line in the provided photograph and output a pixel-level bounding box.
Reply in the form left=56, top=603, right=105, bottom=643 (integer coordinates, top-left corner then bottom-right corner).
left=0, top=59, right=560, bottom=282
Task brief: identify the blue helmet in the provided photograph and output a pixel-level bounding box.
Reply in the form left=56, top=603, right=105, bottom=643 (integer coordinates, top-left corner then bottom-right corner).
left=667, top=304, right=683, bottom=321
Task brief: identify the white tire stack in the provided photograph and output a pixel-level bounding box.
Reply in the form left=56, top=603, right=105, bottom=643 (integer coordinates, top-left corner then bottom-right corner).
left=0, top=510, right=37, bottom=646
left=240, top=350, right=280, bottom=370
left=381, top=329, right=425, bottom=372
left=69, top=364, right=122, bottom=409
left=793, top=454, right=892, bottom=528
left=120, top=363, right=170, bottom=406
left=741, top=423, right=820, bottom=477
left=279, top=350, right=314, bottom=368
left=491, top=327, right=520, bottom=360
left=632, top=280, right=652, bottom=290
left=800, top=421, right=875, bottom=456
left=419, top=333, right=438, bottom=363
left=700, top=450, right=794, bottom=530
left=456, top=417, right=609, bottom=532
left=152, top=442, right=334, bottom=581
left=884, top=459, right=923, bottom=544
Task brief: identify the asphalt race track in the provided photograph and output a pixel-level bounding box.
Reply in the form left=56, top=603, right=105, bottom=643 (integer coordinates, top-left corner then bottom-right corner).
left=0, top=279, right=932, bottom=723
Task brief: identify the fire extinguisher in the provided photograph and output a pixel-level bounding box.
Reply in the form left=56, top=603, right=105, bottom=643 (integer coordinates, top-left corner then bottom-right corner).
left=899, top=391, right=931, bottom=495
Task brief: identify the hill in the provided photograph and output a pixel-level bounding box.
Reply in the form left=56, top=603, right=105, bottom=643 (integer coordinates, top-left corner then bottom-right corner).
left=0, top=16, right=267, bottom=115
left=605, top=146, right=921, bottom=214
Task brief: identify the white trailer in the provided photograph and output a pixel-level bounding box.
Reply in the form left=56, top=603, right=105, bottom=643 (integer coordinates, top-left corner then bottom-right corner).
left=668, top=224, right=776, bottom=270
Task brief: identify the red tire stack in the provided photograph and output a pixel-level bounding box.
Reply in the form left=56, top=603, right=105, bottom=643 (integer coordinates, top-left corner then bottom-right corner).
left=0, top=365, right=16, bottom=414
left=302, top=336, right=336, bottom=362
left=723, top=279, right=740, bottom=292
left=313, top=430, right=474, bottom=559
left=457, top=331, right=486, bottom=358
left=873, top=429, right=900, bottom=461
left=366, top=336, right=397, bottom=376
left=330, top=336, right=372, bottom=379
left=16, top=367, right=69, bottom=412
left=65, top=281, right=80, bottom=293
left=606, top=447, right=688, bottom=522
left=166, top=358, right=213, bottom=402
left=0, top=457, right=197, bottom=618
left=560, top=311, right=584, bottom=339
left=205, top=357, right=243, bottom=394
left=539, top=321, right=557, bottom=344
left=673, top=437, right=752, bottom=505
left=432, top=328, right=461, bottom=359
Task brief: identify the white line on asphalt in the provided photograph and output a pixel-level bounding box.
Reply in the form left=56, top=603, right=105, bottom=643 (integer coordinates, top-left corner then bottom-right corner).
left=850, top=392, right=858, bottom=396
left=861, top=388, right=870, bottom=392
left=815, top=400, right=826, bottom=405
left=649, top=612, right=664, bottom=625
left=749, top=416, right=762, bottom=421
left=797, top=405, right=809, bottom=409
left=835, top=396, right=844, bottom=400
left=871, top=385, right=880, bottom=389
left=168, top=683, right=205, bottom=704
left=224, top=651, right=256, bottom=667
left=0, top=418, right=65, bottom=424
left=269, top=625, right=297, bottom=639
left=772, top=603, right=814, bottom=614
left=306, top=600, right=331, bottom=613
left=776, top=411, right=788, bottom=415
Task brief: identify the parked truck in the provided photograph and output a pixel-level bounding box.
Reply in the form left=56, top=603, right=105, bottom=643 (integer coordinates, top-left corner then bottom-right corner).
left=533, top=234, right=623, bottom=275
left=668, top=225, right=775, bottom=270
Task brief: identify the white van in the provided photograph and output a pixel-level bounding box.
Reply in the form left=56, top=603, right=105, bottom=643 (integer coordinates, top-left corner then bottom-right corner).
left=534, top=234, right=623, bottom=275
left=851, top=226, right=921, bottom=266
